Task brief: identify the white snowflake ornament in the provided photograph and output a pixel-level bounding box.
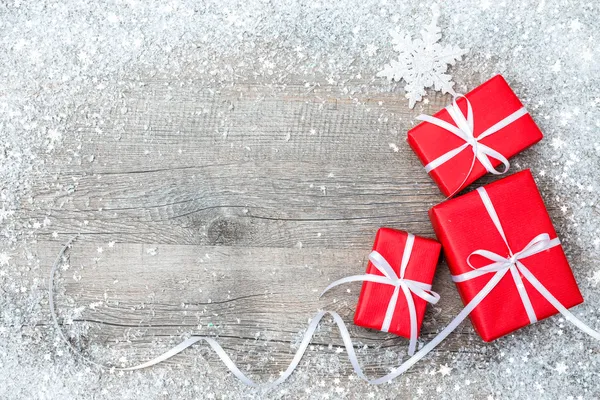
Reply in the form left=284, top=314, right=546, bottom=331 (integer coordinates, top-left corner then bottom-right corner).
left=377, top=4, right=467, bottom=108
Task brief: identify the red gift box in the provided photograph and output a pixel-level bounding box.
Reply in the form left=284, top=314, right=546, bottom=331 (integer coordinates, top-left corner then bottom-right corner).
left=353, top=228, right=441, bottom=339
left=429, top=169, right=583, bottom=342
left=408, top=75, right=544, bottom=197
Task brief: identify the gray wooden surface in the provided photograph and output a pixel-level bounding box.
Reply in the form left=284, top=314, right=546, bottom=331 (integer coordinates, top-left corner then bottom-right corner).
left=28, top=78, right=549, bottom=378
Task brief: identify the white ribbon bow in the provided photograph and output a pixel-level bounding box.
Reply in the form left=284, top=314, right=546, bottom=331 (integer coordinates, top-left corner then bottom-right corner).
left=416, top=96, right=528, bottom=196
left=451, top=188, right=562, bottom=324
left=445, top=187, right=600, bottom=341
left=320, top=233, right=440, bottom=355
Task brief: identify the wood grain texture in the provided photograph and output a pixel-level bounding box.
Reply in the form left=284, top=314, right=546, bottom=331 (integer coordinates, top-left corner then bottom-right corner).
left=25, top=78, right=545, bottom=378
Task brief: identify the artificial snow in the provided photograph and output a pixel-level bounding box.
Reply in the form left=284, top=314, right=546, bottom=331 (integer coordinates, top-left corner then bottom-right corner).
left=1, top=0, right=600, bottom=399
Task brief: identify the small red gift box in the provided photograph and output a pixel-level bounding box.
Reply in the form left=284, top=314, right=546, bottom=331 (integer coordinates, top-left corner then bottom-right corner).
left=429, top=169, right=583, bottom=342
left=354, top=228, right=441, bottom=339
left=408, top=75, right=544, bottom=197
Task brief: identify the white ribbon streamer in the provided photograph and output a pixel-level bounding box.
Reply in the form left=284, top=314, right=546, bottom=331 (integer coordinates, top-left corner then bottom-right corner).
left=320, top=233, right=440, bottom=355
left=416, top=96, right=528, bottom=196
left=47, top=236, right=431, bottom=387
left=49, top=207, right=600, bottom=389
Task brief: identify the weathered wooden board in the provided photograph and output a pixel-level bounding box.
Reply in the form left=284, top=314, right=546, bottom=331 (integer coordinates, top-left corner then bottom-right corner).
left=25, top=78, right=549, bottom=378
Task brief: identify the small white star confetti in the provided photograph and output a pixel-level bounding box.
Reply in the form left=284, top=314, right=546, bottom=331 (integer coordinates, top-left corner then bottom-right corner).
left=555, top=362, right=568, bottom=374
left=438, top=364, right=452, bottom=376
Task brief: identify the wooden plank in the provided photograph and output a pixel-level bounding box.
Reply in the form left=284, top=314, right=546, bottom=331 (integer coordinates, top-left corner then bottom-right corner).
left=21, top=77, right=562, bottom=381
left=26, top=160, right=442, bottom=246
left=41, top=241, right=485, bottom=377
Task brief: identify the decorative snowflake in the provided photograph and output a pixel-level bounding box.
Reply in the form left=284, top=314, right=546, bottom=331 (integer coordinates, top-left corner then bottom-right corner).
left=377, top=4, right=467, bottom=108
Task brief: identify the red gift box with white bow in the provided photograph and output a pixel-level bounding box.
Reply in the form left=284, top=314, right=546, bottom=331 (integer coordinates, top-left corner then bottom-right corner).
left=429, top=169, right=583, bottom=342
left=323, top=228, right=441, bottom=355
left=407, top=75, right=544, bottom=197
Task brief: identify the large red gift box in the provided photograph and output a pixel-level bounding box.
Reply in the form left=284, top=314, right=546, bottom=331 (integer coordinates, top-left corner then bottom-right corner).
left=408, top=75, right=544, bottom=197
left=429, top=169, right=583, bottom=342
left=354, top=228, right=441, bottom=338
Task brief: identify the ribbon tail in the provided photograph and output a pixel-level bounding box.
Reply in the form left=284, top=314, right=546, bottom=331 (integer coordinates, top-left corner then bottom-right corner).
left=123, top=336, right=263, bottom=387
left=123, top=310, right=370, bottom=388
left=269, top=311, right=363, bottom=387
left=121, top=336, right=203, bottom=371
left=510, top=263, right=538, bottom=324
left=399, top=283, right=418, bottom=356
left=519, top=265, right=600, bottom=341
left=475, top=144, right=510, bottom=175
left=381, top=285, right=400, bottom=333
left=445, top=152, right=477, bottom=198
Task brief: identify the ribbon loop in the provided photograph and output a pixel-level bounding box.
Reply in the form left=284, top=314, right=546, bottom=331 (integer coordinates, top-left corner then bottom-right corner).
left=416, top=96, right=527, bottom=196
left=368, top=250, right=399, bottom=280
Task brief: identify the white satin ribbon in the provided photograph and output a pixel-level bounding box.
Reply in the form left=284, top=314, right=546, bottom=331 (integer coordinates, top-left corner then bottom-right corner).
left=363, top=186, right=600, bottom=384
left=416, top=96, right=528, bottom=196
left=49, top=214, right=600, bottom=389
left=447, top=187, right=600, bottom=339
left=451, top=188, right=559, bottom=324
left=48, top=236, right=431, bottom=387
left=320, top=234, right=440, bottom=355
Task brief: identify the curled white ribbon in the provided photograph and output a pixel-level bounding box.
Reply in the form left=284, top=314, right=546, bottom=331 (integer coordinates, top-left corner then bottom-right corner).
left=320, top=233, right=440, bottom=355
left=416, top=96, right=528, bottom=196
left=47, top=236, right=430, bottom=387
left=50, top=201, right=600, bottom=389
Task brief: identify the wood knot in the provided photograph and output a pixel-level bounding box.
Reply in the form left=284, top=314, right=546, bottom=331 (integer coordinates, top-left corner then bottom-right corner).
left=207, top=217, right=245, bottom=245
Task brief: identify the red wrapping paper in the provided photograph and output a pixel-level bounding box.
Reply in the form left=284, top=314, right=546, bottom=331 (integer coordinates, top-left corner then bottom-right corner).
left=429, top=169, right=583, bottom=342
left=408, top=75, right=544, bottom=197
left=354, top=228, right=441, bottom=338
